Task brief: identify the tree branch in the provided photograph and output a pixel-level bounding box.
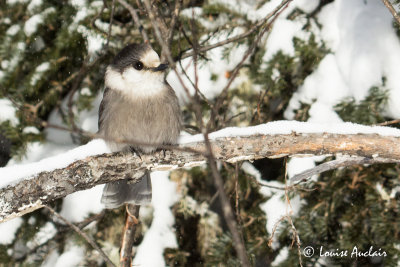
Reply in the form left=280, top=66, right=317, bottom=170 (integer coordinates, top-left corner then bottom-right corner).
left=120, top=204, right=141, bottom=267
left=382, top=0, right=400, bottom=26
left=2, top=131, right=400, bottom=223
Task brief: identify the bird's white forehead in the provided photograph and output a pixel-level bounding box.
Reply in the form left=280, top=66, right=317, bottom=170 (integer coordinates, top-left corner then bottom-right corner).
left=141, top=49, right=161, bottom=68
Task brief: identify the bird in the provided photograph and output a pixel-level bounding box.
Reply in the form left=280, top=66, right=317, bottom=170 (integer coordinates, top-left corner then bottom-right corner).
left=98, top=43, right=182, bottom=209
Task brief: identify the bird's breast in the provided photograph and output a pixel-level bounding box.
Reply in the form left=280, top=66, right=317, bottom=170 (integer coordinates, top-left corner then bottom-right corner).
left=99, top=87, right=181, bottom=153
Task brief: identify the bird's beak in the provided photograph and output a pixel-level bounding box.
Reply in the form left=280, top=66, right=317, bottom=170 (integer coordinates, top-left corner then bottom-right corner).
left=152, top=63, right=169, bottom=72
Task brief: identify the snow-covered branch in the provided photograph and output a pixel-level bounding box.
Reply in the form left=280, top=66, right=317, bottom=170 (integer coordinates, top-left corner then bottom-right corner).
left=1, top=121, right=400, bottom=223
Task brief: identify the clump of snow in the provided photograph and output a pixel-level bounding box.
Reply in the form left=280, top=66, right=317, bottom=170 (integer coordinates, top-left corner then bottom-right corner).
left=27, top=0, right=43, bottom=13
left=180, top=7, right=229, bottom=30
left=77, top=25, right=106, bottom=55
left=0, top=98, right=19, bottom=126
left=27, top=222, right=57, bottom=249
left=1, top=60, right=9, bottom=69
left=22, top=126, right=40, bottom=135
left=60, top=185, right=104, bottom=223
left=6, top=25, right=20, bottom=36
left=24, top=14, right=43, bottom=36
left=262, top=17, right=309, bottom=62
left=80, top=87, right=91, bottom=96
left=23, top=8, right=55, bottom=36
left=271, top=246, right=289, bottom=267
left=133, top=171, right=179, bottom=266
left=41, top=250, right=59, bottom=267
left=6, top=0, right=29, bottom=5
left=1, top=42, right=26, bottom=73
left=0, top=217, right=23, bottom=245
left=68, top=1, right=103, bottom=33
left=70, top=0, right=87, bottom=8
left=30, top=62, right=50, bottom=86
left=52, top=246, right=84, bottom=267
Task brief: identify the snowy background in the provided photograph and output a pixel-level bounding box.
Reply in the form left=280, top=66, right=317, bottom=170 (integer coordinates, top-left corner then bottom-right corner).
left=1, top=0, right=400, bottom=266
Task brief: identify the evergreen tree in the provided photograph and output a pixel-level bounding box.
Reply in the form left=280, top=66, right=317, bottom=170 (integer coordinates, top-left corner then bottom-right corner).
left=0, top=0, right=399, bottom=266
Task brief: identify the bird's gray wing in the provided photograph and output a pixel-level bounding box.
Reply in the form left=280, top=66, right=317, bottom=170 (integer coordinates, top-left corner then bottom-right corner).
left=98, top=87, right=111, bottom=131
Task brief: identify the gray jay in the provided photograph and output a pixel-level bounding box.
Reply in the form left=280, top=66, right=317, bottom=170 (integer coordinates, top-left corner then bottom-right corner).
left=98, top=43, right=181, bottom=209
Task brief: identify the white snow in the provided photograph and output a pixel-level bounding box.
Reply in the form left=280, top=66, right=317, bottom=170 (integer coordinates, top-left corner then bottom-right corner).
left=23, top=8, right=55, bottom=36
left=179, top=120, right=400, bottom=144
left=0, top=217, right=23, bottom=245
left=271, top=246, right=289, bottom=267
left=70, top=0, right=87, bottom=8
left=133, top=171, right=179, bottom=266
left=77, top=25, right=106, bottom=55
left=30, top=62, right=50, bottom=86
left=6, top=25, right=20, bottom=36
left=27, top=222, right=57, bottom=249
left=27, top=0, right=43, bottom=13
left=167, top=27, right=249, bottom=101
left=6, top=0, right=29, bottom=4
left=41, top=250, right=60, bottom=267
left=22, top=126, right=40, bottom=135
left=59, top=185, right=104, bottom=223
left=51, top=246, right=84, bottom=267
left=241, top=162, right=301, bottom=248
left=0, top=98, right=19, bottom=126
left=285, top=0, right=400, bottom=120
left=262, top=17, right=309, bottom=62
left=24, top=14, right=43, bottom=36
left=80, top=87, right=91, bottom=96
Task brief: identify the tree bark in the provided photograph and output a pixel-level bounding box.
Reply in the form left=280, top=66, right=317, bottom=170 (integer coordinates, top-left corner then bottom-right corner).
left=1, top=132, right=400, bottom=223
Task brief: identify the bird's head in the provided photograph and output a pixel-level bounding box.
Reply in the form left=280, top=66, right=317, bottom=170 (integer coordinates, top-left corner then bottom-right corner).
left=105, top=44, right=169, bottom=98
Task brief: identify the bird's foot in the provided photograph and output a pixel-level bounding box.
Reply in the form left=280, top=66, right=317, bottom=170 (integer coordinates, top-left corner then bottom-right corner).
left=129, top=147, right=142, bottom=160
left=155, top=148, right=167, bottom=158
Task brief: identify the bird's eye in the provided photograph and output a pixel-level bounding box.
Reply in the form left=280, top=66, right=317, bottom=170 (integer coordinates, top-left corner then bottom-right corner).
left=133, top=61, right=144, bottom=70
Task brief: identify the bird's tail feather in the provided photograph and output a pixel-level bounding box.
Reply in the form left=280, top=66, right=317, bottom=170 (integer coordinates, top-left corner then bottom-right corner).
left=101, top=171, right=152, bottom=209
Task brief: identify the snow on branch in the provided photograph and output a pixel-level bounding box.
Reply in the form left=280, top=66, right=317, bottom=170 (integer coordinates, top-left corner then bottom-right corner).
left=1, top=121, right=400, bottom=223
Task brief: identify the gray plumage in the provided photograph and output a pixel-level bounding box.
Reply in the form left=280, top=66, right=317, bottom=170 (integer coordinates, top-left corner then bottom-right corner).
left=98, top=44, right=181, bottom=209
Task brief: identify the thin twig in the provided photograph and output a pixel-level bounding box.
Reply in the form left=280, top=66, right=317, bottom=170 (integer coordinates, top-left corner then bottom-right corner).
left=166, top=0, right=183, bottom=47
left=210, top=0, right=292, bottom=129
left=142, top=0, right=194, bottom=101
left=382, top=0, right=400, bottom=25
left=143, top=0, right=175, bottom=65
left=105, top=0, right=116, bottom=49
left=235, top=163, right=240, bottom=223
left=206, top=143, right=251, bottom=267
left=44, top=205, right=116, bottom=267
left=120, top=204, right=141, bottom=267
left=290, top=156, right=396, bottom=184
left=283, top=160, right=303, bottom=267
left=375, top=118, right=400, bottom=126
left=117, top=0, right=149, bottom=43
left=178, top=0, right=293, bottom=60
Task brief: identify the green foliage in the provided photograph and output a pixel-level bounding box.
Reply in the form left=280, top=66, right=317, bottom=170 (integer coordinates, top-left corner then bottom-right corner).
left=247, top=33, right=328, bottom=123
left=335, top=86, right=388, bottom=124
left=277, top=165, right=400, bottom=266
left=166, top=165, right=272, bottom=266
